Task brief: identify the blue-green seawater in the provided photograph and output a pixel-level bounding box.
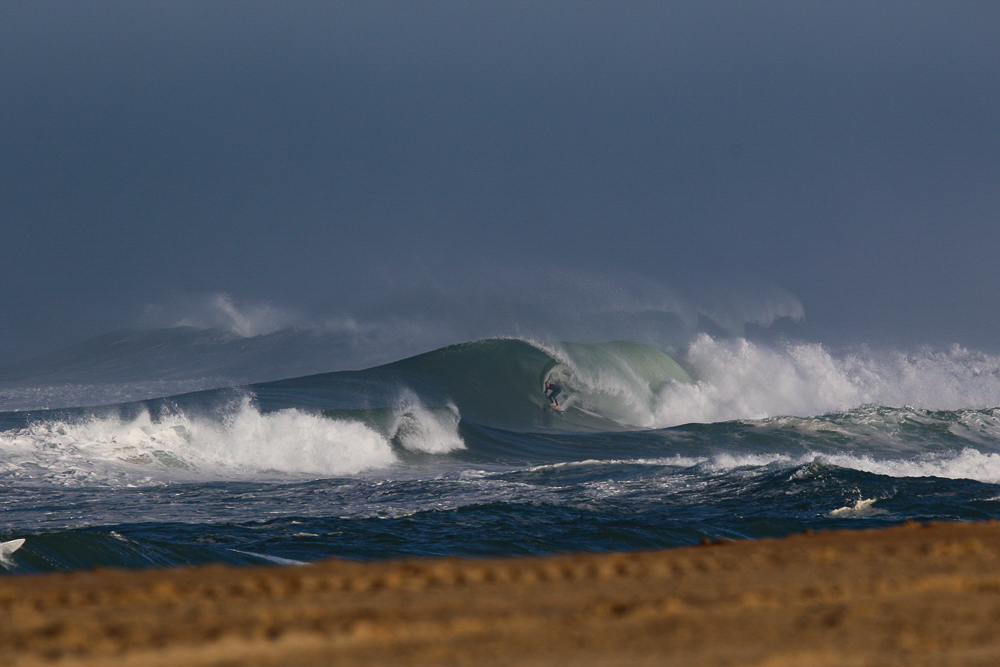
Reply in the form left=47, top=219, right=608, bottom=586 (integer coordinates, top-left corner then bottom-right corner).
left=2, top=338, right=1000, bottom=573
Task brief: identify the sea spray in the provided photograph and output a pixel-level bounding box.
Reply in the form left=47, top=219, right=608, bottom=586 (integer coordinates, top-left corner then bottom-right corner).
left=0, top=398, right=399, bottom=484
left=651, top=335, right=1000, bottom=427
left=388, top=393, right=465, bottom=454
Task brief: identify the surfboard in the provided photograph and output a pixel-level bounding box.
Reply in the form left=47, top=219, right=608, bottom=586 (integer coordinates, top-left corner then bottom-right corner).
left=0, top=539, right=24, bottom=560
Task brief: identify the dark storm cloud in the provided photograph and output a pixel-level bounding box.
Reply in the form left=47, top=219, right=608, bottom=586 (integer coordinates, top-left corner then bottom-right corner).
left=2, top=1, right=1000, bottom=362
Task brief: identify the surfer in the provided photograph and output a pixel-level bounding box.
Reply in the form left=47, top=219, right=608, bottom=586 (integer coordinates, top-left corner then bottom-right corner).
left=543, top=381, right=562, bottom=407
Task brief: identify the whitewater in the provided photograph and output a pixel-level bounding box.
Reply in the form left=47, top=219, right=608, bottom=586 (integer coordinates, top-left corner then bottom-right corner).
left=2, top=333, right=1000, bottom=573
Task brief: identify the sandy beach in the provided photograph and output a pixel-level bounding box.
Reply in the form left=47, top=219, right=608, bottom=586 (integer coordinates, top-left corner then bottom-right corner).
left=3, top=521, right=1000, bottom=666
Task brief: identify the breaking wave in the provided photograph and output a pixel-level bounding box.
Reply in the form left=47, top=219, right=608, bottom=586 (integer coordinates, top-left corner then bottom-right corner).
left=0, top=396, right=464, bottom=486
left=316, top=335, right=1000, bottom=430
left=2, top=335, right=1000, bottom=489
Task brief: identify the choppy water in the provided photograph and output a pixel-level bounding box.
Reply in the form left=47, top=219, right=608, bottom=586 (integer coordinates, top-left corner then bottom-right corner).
left=3, top=335, right=1000, bottom=573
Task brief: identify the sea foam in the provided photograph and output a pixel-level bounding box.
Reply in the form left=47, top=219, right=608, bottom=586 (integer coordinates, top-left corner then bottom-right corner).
left=659, top=445, right=1000, bottom=485
left=0, top=396, right=464, bottom=486
left=651, top=335, right=1000, bottom=427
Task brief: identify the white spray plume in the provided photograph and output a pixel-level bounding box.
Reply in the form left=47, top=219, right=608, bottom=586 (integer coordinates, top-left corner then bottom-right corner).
left=652, top=335, right=1000, bottom=427
left=141, top=293, right=300, bottom=338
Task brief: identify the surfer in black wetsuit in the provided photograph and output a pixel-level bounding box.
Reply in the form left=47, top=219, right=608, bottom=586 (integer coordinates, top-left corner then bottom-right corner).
left=543, top=381, right=562, bottom=407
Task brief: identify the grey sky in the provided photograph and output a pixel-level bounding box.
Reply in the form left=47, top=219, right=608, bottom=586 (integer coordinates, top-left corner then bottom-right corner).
left=3, top=1, right=999, bottom=364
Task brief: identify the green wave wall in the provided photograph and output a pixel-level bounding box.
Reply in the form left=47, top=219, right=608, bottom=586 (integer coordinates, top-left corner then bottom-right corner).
left=383, top=338, right=692, bottom=430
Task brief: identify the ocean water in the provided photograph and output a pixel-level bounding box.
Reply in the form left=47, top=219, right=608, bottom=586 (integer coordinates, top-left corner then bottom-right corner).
left=3, top=334, right=1000, bottom=573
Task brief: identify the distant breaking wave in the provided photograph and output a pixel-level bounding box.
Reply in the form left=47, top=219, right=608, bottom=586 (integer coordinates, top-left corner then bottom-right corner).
left=2, top=336, right=1000, bottom=489
left=0, top=396, right=463, bottom=484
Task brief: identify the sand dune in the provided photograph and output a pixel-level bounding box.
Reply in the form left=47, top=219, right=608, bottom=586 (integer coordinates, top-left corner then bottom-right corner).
left=4, top=521, right=1000, bottom=665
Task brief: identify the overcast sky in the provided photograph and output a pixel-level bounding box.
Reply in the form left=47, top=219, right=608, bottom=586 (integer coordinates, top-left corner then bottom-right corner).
left=2, top=1, right=999, bottom=364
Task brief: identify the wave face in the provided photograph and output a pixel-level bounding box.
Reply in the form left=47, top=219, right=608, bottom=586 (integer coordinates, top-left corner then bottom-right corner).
left=383, top=338, right=693, bottom=430
left=3, top=336, right=1000, bottom=573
